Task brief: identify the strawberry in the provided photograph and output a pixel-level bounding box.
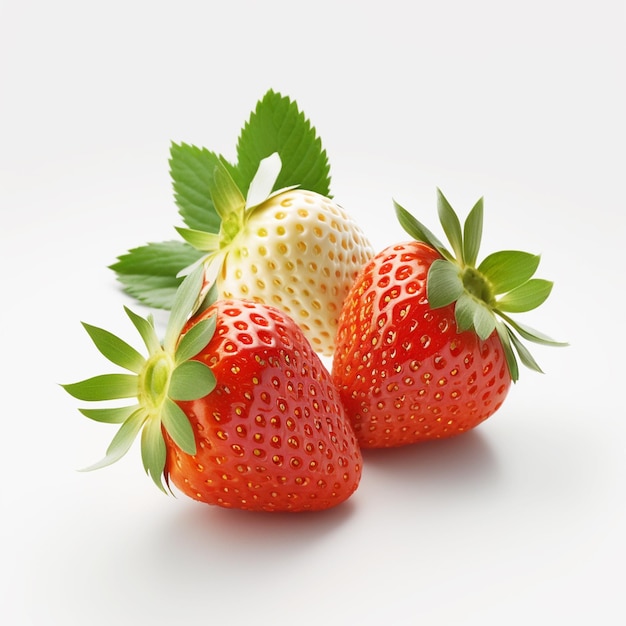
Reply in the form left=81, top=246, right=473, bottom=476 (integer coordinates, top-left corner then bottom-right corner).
left=111, top=91, right=375, bottom=356
left=63, top=267, right=362, bottom=512
left=332, top=189, right=566, bottom=448
left=175, top=153, right=374, bottom=356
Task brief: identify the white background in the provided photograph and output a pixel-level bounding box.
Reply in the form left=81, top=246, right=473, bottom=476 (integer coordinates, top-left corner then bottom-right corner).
left=2, top=1, right=624, bottom=624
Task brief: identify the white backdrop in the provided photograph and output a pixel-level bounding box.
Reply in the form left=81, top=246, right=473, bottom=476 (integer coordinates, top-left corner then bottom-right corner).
left=2, top=1, right=625, bottom=624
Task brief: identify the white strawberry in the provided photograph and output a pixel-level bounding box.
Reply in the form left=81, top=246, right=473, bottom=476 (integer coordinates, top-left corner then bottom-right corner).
left=177, top=154, right=374, bottom=355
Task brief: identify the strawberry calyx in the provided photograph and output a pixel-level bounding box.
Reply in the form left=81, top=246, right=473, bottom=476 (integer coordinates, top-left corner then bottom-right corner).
left=62, top=265, right=217, bottom=492
left=394, top=189, right=567, bottom=382
left=174, top=152, right=297, bottom=284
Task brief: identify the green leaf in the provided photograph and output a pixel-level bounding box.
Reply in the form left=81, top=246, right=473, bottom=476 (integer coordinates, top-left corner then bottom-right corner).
left=79, top=409, right=148, bottom=472
left=426, top=260, right=464, bottom=308
left=175, top=227, right=221, bottom=252
left=497, top=279, right=554, bottom=313
left=164, top=264, right=205, bottom=353
left=141, top=417, right=168, bottom=492
left=436, top=189, right=464, bottom=260
left=161, top=398, right=197, bottom=455
left=78, top=405, right=139, bottom=424
left=169, top=360, right=216, bottom=401
left=234, top=89, right=331, bottom=198
left=62, top=374, right=138, bottom=402
left=111, top=241, right=205, bottom=278
left=478, top=251, right=540, bottom=294
left=111, top=241, right=204, bottom=310
left=169, top=142, right=223, bottom=232
left=115, top=274, right=182, bottom=310
left=124, top=307, right=161, bottom=354
left=175, top=316, right=217, bottom=363
left=81, top=322, right=145, bottom=374
left=463, top=197, right=484, bottom=267
left=393, top=201, right=453, bottom=260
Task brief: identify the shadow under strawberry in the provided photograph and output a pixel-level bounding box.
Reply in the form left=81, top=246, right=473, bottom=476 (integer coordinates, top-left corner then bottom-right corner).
left=361, top=429, right=500, bottom=490
left=149, top=496, right=359, bottom=567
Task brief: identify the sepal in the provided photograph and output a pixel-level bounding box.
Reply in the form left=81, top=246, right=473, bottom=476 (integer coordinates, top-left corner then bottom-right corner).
left=125, top=307, right=161, bottom=353
left=62, top=374, right=138, bottom=402
left=455, top=293, right=497, bottom=340
left=437, top=189, right=464, bottom=260
left=164, top=264, right=206, bottom=353
left=394, top=200, right=452, bottom=261
left=175, top=316, right=217, bottom=363
left=394, top=190, right=566, bottom=381
left=245, top=152, right=282, bottom=210
left=211, top=159, right=246, bottom=224
left=161, top=398, right=197, bottom=455
left=169, top=361, right=216, bottom=401
left=478, top=251, right=540, bottom=294
left=79, top=409, right=147, bottom=472
left=427, top=260, right=464, bottom=308
left=78, top=405, right=138, bottom=424
left=507, top=326, right=544, bottom=374
left=496, top=279, right=553, bottom=313
left=141, top=418, right=168, bottom=492
left=65, top=264, right=219, bottom=492
left=175, top=228, right=221, bottom=252
left=462, top=197, right=484, bottom=266
left=495, top=322, right=519, bottom=383
left=498, top=314, right=568, bottom=347
left=81, top=322, right=145, bottom=374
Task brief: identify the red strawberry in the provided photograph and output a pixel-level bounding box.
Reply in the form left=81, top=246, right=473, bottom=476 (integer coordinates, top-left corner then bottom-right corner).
left=63, top=267, right=362, bottom=512
left=332, top=189, right=566, bottom=448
